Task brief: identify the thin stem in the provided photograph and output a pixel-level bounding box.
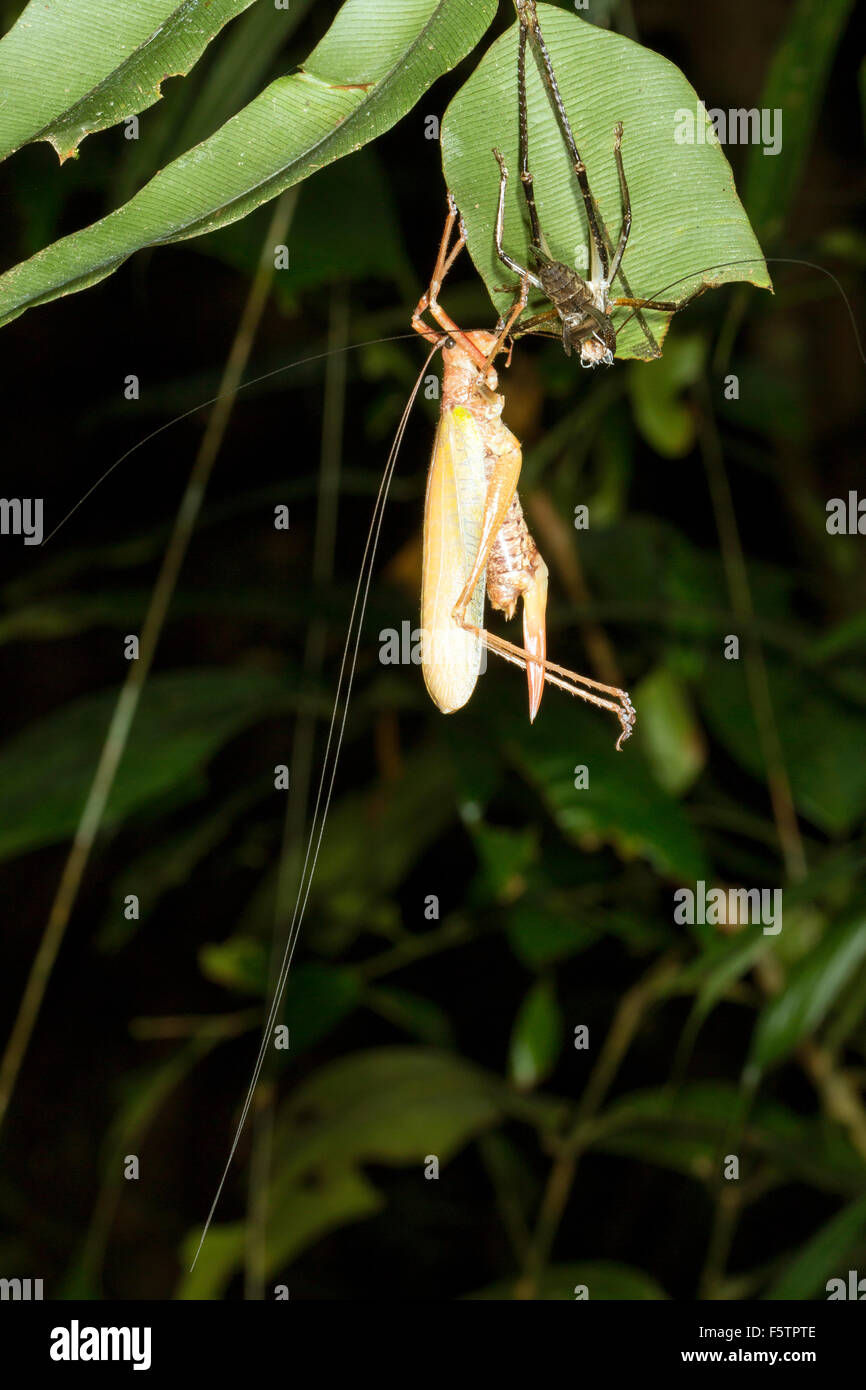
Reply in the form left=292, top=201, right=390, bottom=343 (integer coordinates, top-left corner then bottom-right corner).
left=360, top=916, right=472, bottom=983
left=695, top=379, right=807, bottom=882
left=244, top=282, right=351, bottom=1300
left=517, top=955, right=680, bottom=1298
left=697, top=1184, right=743, bottom=1300
left=0, top=189, right=297, bottom=1134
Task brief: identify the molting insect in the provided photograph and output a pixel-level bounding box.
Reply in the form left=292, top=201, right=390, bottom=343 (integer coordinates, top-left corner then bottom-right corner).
left=493, top=0, right=706, bottom=367
left=412, top=192, right=635, bottom=747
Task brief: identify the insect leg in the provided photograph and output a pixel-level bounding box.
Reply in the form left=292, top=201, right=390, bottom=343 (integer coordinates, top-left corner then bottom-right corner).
left=451, top=435, right=523, bottom=632
left=512, top=308, right=563, bottom=337
left=462, top=621, right=636, bottom=750
left=518, top=0, right=609, bottom=283
left=516, top=14, right=547, bottom=257
left=608, top=122, right=632, bottom=283
left=448, top=428, right=549, bottom=718
left=519, top=6, right=658, bottom=356
left=612, top=285, right=709, bottom=314
left=493, top=149, right=541, bottom=287
left=411, top=194, right=465, bottom=345
left=412, top=196, right=495, bottom=372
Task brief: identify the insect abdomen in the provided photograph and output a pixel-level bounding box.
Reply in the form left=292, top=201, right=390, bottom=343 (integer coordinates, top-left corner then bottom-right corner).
left=421, top=406, right=487, bottom=714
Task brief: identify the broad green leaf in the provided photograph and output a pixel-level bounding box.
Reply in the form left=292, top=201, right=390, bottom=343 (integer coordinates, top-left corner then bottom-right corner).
left=597, top=1083, right=866, bottom=1196
left=509, top=701, right=709, bottom=882
left=113, top=0, right=316, bottom=202
left=0, top=0, right=256, bottom=163
left=0, top=667, right=289, bottom=860
left=505, top=897, right=603, bottom=968
left=744, top=0, right=857, bottom=244
left=199, top=936, right=269, bottom=997
left=273, top=1047, right=506, bottom=1176
left=441, top=5, right=770, bottom=362
left=177, top=1164, right=382, bottom=1300
left=305, top=745, right=458, bottom=933
left=628, top=336, right=705, bottom=457
left=700, top=656, right=866, bottom=835
left=748, top=911, right=866, bottom=1072
left=508, top=978, right=562, bottom=1089
left=201, top=147, right=414, bottom=302
left=633, top=665, right=706, bottom=795
left=364, top=986, right=455, bottom=1048
left=179, top=1046, right=509, bottom=1297
left=468, top=821, right=538, bottom=902
left=0, top=0, right=497, bottom=328
left=470, top=1261, right=667, bottom=1300
left=170, top=0, right=315, bottom=156
left=765, top=1194, right=866, bottom=1300
left=282, top=963, right=363, bottom=1054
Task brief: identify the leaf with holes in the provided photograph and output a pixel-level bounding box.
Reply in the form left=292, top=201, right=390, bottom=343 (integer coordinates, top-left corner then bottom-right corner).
left=0, top=0, right=497, bottom=328
left=0, top=0, right=257, bottom=164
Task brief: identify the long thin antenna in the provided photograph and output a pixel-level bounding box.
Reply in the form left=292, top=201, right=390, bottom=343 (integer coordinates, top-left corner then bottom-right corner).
left=614, top=256, right=865, bottom=370
left=189, top=342, right=439, bottom=1270
left=40, top=335, right=416, bottom=546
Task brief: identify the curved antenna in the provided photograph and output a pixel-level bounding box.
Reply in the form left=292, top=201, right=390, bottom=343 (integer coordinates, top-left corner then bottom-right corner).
left=41, top=334, right=417, bottom=546
left=613, top=256, right=866, bottom=370
left=188, top=340, right=440, bottom=1271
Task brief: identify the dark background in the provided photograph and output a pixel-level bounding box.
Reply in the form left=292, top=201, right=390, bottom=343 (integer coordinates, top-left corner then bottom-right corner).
left=0, top=0, right=864, bottom=1300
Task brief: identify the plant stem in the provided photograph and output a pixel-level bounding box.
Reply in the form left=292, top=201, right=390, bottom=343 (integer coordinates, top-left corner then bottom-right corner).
left=0, top=190, right=297, bottom=1134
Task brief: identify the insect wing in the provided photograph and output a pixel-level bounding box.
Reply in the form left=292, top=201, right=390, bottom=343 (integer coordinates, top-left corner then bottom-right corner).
left=421, top=405, right=487, bottom=713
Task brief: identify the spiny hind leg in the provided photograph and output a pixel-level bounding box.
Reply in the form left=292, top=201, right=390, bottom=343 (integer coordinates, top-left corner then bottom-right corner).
left=456, top=618, right=636, bottom=750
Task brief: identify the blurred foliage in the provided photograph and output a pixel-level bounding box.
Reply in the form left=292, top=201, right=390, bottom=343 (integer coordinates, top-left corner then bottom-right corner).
left=0, top=0, right=864, bottom=1303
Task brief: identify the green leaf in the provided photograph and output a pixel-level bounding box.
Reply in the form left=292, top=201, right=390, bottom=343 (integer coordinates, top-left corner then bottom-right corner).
left=628, top=336, right=705, bottom=457
left=765, top=1195, right=866, bottom=1300
left=178, top=1046, right=508, bottom=1297
left=633, top=665, right=706, bottom=795
left=0, top=667, right=289, bottom=860
left=282, top=963, right=362, bottom=1054
left=170, top=0, right=315, bottom=157
left=470, top=1261, right=667, bottom=1300
left=441, top=5, right=770, bottom=362
left=597, top=1083, right=866, bottom=1196
left=273, top=1047, right=506, bottom=1173
left=364, top=986, right=455, bottom=1048
left=510, top=701, right=709, bottom=882
left=596, top=1082, right=738, bottom=1182
left=508, top=978, right=562, bottom=1089
left=202, top=147, right=414, bottom=301
left=305, top=745, right=458, bottom=933
left=744, top=0, right=857, bottom=244
left=177, top=1164, right=382, bottom=1300
left=748, top=911, right=866, bottom=1072
left=468, top=821, right=538, bottom=902
left=0, top=0, right=256, bottom=163
left=505, top=896, right=603, bottom=968
left=679, top=931, right=769, bottom=1030
left=0, top=0, right=497, bottom=327
left=700, top=657, right=866, bottom=835
left=198, top=936, right=268, bottom=997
